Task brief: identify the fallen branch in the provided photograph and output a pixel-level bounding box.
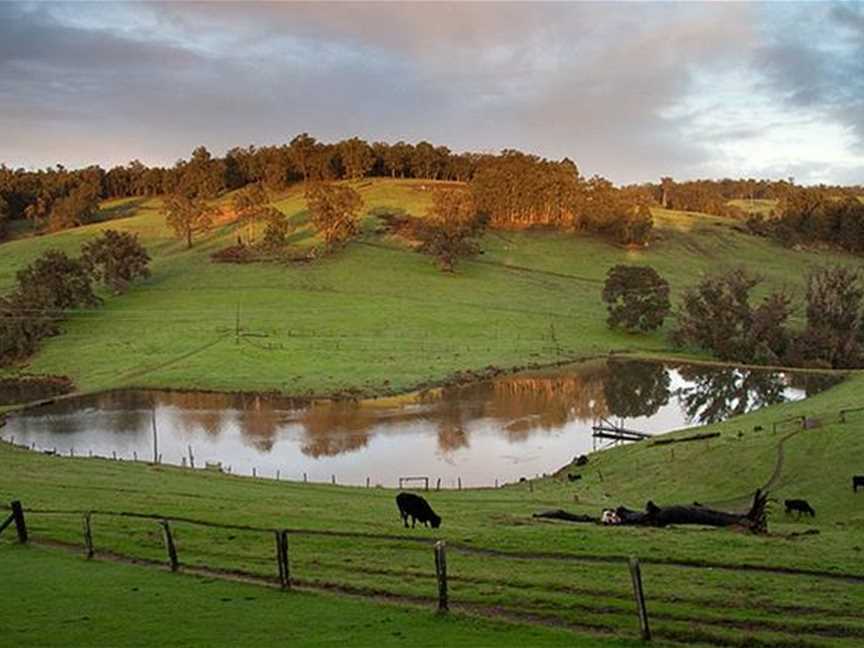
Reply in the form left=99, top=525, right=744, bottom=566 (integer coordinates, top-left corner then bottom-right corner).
left=532, top=510, right=598, bottom=524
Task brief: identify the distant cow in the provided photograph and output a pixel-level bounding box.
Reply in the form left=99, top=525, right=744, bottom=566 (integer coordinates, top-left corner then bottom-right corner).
left=396, top=492, right=441, bottom=529
left=785, top=499, right=816, bottom=518
left=574, top=455, right=589, bottom=467
left=854, top=476, right=864, bottom=493
left=567, top=473, right=582, bottom=482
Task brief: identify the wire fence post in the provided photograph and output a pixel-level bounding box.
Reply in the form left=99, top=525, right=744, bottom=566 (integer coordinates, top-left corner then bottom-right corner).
left=160, top=520, right=179, bottom=572
left=82, top=512, right=94, bottom=559
left=11, top=500, right=27, bottom=544
left=434, top=540, right=448, bottom=613
left=628, top=557, right=651, bottom=641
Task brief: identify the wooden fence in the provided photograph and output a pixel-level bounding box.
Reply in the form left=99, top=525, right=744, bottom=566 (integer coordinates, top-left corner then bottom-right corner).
left=2, top=500, right=651, bottom=640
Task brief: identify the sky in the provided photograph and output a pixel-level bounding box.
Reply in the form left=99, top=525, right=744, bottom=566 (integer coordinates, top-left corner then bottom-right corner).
left=1, top=1, right=863, bottom=185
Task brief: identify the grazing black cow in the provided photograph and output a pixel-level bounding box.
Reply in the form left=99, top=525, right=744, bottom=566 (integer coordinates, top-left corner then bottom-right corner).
left=396, top=492, right=441, bottom=529
left=567, top=473, right=582, bottom=482
left=854, top=476, right=864, bottom=493
left=785, top=499, right=816, bottom=517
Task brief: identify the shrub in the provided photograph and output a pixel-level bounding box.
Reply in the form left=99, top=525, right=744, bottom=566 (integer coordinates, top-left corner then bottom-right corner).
left=602, top=265, right=670, bottom=332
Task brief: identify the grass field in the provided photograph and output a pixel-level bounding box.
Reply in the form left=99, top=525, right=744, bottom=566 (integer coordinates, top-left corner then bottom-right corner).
left=3, top=544, right=634, bottom=648
left=0, top=179, right=861, bottom=398
left=3, top=365, right=864, bottom=646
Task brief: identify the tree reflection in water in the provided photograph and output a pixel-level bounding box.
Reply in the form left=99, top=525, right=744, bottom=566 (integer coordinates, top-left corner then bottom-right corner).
left=5, top=361, right=842, bottom=470
left=299, top=401, right=376, bottom=458
left=604, top=360, right=671, bottom=419
left=675, top=366, right=787, bottom=425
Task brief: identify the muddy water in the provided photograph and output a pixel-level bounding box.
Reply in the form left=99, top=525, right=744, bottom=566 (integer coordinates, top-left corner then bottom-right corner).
left=2, top=360, right=841, bottom=487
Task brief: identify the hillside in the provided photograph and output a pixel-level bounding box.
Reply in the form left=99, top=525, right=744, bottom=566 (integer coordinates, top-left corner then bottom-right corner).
left=1, top=178, right=861, bottom=398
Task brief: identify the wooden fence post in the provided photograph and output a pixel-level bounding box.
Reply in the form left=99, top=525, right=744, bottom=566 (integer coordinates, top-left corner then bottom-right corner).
left=457, top=477, right=462, bottom=491
left=160, top=520, right=179, bottom=572
left=628, top=557, right=651, bottom=641
left=275, top=530, right=289, bottom=589
left=434, top=540, right=448, bottom=613
left=436, top=478, right=441, bottom=491
left=82, top=512, right=94, bottom=559
left=11, top=501, right=27, bottom=544
left=277, top=530, right=291, bottom=590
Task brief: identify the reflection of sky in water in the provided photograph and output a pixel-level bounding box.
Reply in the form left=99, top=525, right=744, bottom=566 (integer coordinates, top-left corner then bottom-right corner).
left=3, top=361, right=838, bottom=487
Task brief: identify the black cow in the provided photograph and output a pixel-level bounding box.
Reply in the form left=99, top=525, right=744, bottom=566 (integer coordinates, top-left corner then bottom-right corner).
left=396, top=492, right=441, bottom=529
left=574, top=455, right=589, bottom=467
left=785, top=499, right=815, bottom=517
left=854, top=476, right=864, bottom=493
left=567, top=473, right=582, bottom=482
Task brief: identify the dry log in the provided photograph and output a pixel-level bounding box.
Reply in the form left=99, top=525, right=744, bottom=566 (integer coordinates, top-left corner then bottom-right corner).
left=532, top=510, right=598, bottom=524
left=616, top=489, right=769, bottom=533
left=533, top=490, right=769, bottom=533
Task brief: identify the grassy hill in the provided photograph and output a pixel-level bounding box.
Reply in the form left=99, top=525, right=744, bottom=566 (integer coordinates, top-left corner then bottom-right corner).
left=0, top=179, right=861, bottom=398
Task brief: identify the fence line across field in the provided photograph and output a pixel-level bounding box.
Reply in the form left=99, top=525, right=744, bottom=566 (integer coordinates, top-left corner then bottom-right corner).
left=5, top=499, right=864, bottom=644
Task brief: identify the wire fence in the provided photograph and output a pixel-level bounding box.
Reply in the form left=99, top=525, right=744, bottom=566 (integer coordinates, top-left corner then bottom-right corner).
left=3, top=500, right=864, bottom=646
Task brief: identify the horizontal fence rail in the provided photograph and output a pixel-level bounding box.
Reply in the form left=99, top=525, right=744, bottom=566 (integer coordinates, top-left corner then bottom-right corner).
left=5, top=500, right=864, bottom=647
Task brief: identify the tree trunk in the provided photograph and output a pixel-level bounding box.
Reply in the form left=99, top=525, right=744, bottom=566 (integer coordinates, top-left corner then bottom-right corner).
left=535, top=490, right=769, bottom=534
left=616, top=490, right=769, bottom=533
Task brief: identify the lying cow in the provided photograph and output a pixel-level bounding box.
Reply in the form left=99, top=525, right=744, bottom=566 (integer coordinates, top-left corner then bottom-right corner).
left=784, top=499, right=815, bottom=518
left=567, top=473, right=582, bottom=482
left=396, top=492, right=442, bottom=529
left=854, top=476, right=864, bottom=493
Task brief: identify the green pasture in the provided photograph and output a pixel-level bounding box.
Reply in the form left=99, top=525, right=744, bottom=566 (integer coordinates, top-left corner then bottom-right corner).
left=0, top=179, right=860, bottom=398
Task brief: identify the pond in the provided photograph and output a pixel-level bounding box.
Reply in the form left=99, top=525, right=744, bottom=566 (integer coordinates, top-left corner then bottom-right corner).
left=1, top=360, right=841, bottom=487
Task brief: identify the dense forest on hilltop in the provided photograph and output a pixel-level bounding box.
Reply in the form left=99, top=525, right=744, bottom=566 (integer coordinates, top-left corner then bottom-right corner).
left=2, top=133, right=861, bottom=249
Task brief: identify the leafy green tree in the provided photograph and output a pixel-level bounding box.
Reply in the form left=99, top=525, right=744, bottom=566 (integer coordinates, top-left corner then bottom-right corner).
left=306, top=183, right=364, bottom=251
left=616, top=204, right=654, bottom=246
left=792, top=266, right=864, bottom=368
left=602, top=265, right=670, bottom=332
left=176, top=146, right=227, bottom=199
left=164, top=194, right=214, bottom=249
left=338, top=138, right=374, bottom=180
left=48, top=183, right=100, bottom=232
left=0, top=292, right=56, bottom=364
left=15, top=249, right=99, bottom=312
left=81, top=229, right=151, bottom=294
left=1, top=250, right=98, bottom=365
left=232, top=183, right=268, bottom=242
left=415, top=189, right=488, bottom=272
left=261, top=208, right=292, bottom=248
left=290, top=133, right=318, bottom=182
left=672, top=269, right=791, bottom=363
left=0, top=195, right=8, bottom=240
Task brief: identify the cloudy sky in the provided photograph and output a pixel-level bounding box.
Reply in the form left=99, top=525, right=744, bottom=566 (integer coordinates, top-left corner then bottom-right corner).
left=1, top=1, right=862, bottom=185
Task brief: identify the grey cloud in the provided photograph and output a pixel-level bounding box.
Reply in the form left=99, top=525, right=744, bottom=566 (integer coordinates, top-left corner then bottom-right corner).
left=0, top=1, right=861, bottom=185
left=754, top=2, right=864, bottom=140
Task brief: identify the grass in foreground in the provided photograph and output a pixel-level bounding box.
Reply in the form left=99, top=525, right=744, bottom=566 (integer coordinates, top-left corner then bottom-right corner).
left=3, top=544, right=634, bottom=648
left=0, top=179, right=861, bottom=397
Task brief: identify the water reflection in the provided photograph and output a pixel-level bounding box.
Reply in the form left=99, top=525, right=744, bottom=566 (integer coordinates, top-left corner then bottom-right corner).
left=3, top=361, right=843, bottom=485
